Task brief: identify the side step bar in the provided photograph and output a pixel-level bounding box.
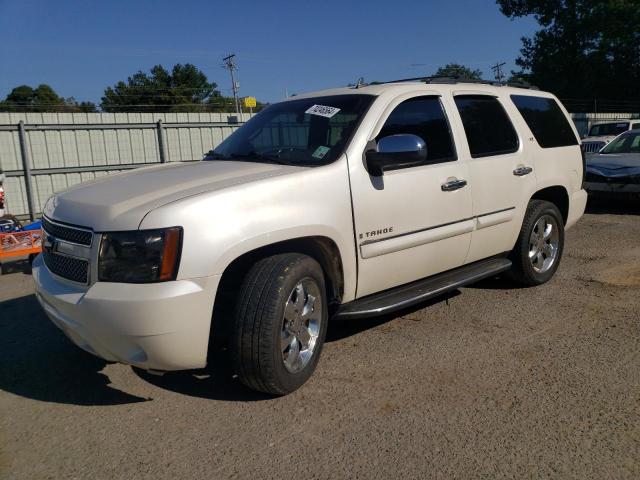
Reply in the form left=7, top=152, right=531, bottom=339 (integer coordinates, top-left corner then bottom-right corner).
left=335, top=257, right=512, bottom=320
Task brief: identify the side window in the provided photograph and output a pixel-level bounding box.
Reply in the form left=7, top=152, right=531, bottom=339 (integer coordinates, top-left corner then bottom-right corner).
left=454, top=95, right=519, bottom=158
left=632, top=123, right=640, bottom=130
left=511, top=95, right=578, bottom=148
left=377, top=96, right=456, bottom=163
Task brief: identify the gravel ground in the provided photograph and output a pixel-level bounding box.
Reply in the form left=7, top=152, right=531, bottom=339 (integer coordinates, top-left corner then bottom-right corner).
left=1, top=198, right=639, bottom=479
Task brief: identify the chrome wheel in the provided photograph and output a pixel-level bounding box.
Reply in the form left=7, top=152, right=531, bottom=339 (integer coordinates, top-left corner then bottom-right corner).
left=281, top=278, right=322, bottom=374
left=528, top=214, right=560, bottom=273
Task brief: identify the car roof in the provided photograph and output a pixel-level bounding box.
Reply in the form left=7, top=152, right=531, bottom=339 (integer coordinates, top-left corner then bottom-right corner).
left=283, top=78, right=557, bottom=102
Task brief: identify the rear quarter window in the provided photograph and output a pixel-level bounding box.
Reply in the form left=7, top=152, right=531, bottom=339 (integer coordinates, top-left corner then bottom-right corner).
left=511, top=95, right=578, bottom=148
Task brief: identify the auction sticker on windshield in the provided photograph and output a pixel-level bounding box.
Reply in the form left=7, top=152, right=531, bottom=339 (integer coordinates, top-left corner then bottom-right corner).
left=305, top=105, right=341, bottom=118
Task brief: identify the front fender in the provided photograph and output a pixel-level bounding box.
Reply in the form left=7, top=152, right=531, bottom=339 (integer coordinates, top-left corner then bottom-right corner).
left=139, top=159, right=358, bottom=302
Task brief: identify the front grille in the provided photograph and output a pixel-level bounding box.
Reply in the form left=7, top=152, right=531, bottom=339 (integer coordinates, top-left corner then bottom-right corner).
left=42, top=217, right=93, bottom=246
left=43, top=250, right=89, bottom=284
left=581, top=141, right=605, bottom=153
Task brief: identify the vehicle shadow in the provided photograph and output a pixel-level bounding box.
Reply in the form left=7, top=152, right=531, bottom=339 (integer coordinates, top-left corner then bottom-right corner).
left=133, top=357, right=275, bottom=402
left=0, top=278, right=505, bottom=404
left=0, top=293, right=149, bottom=406
left=463, top=274, right=527, bottom=291
left=0, top=258, right=32, bottom=275
left=136, top=291, right=466, bottom=400
left=326, top=289, right=462, bottom=342
left=585, top=195, right=640, bottom=215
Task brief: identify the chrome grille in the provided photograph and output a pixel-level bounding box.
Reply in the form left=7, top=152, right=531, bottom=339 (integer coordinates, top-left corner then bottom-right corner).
left=581, top=141, right=605, bottom=153
left=43, top=250, right=89, bottom=284
left=42, top=217, right=93, bottom=246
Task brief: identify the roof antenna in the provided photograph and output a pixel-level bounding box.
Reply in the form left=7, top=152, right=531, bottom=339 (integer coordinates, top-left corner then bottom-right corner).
left=355, top=77, right=366, bottom=89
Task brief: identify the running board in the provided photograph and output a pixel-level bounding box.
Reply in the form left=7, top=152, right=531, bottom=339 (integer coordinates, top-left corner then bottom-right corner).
left=335, top=257, right=512, bottom=320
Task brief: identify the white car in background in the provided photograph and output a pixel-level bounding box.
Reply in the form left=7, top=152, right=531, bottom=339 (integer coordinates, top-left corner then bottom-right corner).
left=581, top=120, right=640, bottom=153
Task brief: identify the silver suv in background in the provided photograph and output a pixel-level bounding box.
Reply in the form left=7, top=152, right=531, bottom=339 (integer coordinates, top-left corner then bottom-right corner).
left=581, top=120, right=640, bottom=153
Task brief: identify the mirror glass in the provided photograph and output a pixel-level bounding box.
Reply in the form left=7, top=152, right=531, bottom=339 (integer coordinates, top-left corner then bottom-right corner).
left=377, top=134, right=426, bottom=154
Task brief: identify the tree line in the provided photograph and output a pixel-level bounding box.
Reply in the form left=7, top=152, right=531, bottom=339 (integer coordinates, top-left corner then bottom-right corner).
left=0, top=64, right=265, bottom=113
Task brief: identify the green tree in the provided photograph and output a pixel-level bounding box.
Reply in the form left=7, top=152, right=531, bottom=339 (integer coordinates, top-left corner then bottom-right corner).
left=65, top=97, right=98, bottom=113
left=434, top=63, right=483, bottom=80
left=101, top=64, right=220, bottom=112
left=497, top=0, right=640, bottom=105
left=1, top=84, right=64, bottom=111
left=0, top=84, right=97, bottom=112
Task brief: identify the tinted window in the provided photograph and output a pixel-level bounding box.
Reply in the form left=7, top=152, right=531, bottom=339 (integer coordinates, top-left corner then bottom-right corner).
left=588, top=122, right=630, bottom=136
left=377, top=96, right=456, bottom=162
left=511, top=95, right=578, bottom=148
left=632, top=123, right=640, bottom=130
left=454, top=96, right=519, bottom=158
left=208, top=95, right=374, bottom=166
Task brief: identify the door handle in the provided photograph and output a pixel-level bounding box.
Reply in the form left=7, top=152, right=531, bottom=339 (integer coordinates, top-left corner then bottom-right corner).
left=513, top=166, right=533, bottom=176
left=441, top=178, right=468, bottom=191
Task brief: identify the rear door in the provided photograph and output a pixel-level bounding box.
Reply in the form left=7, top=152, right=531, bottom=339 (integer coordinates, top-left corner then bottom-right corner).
left=451, top=94, right=536, bottom=263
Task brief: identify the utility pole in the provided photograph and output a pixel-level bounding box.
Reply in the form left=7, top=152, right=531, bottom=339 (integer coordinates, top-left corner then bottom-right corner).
left=491, top=61, right=506, bottom=83
left=222, top=54, right=240, bottom=114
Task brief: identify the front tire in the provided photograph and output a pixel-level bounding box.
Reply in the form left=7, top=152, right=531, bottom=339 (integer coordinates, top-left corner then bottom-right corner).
left=508, top=200, right=564, bottom=286
left=232, top=253, right=328, bottom=395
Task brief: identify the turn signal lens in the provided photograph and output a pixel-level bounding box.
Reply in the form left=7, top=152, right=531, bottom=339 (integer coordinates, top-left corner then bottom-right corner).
left=159, top=227, right=181, bottom=281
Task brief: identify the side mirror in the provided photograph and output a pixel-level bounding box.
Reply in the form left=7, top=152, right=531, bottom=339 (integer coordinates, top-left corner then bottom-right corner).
left=365, top=134, right=427, bottom=176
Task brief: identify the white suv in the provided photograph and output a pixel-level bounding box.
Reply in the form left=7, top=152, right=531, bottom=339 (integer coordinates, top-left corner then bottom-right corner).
left=581, top=119, right=640, bottom=153
left=34, top=78, right=587, bottom=394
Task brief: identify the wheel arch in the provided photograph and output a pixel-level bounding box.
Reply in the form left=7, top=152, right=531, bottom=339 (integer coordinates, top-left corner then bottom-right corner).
left=207, top=236, right=345, bottom=357
left=220, top=236, right=344, bottom=304
left=530, top=185, right=569, bottom=224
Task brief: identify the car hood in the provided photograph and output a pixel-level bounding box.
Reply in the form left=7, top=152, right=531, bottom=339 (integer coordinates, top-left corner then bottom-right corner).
left=586, top=153, right=640, bottom=178
left=582, top=135, right=616, bottom=143
left=44, top=161, right=301, bottom=231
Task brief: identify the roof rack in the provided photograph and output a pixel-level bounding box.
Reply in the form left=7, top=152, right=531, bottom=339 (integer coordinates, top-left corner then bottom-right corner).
left=374, top=75, right=538, bottom=90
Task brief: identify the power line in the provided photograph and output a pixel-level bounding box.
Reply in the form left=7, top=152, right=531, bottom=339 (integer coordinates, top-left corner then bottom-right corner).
left=222, top=54, right=241, bottom=115
left=491, top=61, right=506, bottom=82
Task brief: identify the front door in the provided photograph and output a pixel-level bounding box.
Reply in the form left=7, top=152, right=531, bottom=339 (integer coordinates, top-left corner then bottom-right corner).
left=348, top=94, right=473, bottom=298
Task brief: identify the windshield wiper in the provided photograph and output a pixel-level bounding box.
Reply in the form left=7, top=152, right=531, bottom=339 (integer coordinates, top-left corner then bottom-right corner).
left=205, top=150, right=297, bottom=165
left=228, top=152, right=295, bottom=166
left=204, top=151, right=230, bottom=160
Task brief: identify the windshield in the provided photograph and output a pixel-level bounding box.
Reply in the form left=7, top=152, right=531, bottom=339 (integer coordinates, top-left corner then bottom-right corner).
left=600, top=131, right=640, bottom=154
left=206, top=94, right=375, bottom=166
left=588, top=122, right=629, bottom=136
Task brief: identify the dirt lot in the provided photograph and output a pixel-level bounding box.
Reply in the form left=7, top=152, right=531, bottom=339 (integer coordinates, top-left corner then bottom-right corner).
left=1, top=199, right=639, bottom=480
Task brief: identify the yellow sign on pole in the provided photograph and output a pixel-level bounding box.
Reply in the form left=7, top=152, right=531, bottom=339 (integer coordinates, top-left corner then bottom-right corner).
left=243, top=97, right=257, bottom=108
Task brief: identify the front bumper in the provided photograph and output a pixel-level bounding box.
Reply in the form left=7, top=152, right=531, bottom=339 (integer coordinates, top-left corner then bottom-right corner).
left=33, top=255, right=220, bottom=371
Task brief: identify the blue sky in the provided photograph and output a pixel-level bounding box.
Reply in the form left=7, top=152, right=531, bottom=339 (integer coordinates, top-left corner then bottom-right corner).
left=0, top=0, right=538, bottom=105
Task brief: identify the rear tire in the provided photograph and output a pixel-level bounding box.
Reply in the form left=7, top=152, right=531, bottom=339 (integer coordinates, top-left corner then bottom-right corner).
left=231, top=253, right=328, bottom=395
left=508, top=200, right=564, bottom=286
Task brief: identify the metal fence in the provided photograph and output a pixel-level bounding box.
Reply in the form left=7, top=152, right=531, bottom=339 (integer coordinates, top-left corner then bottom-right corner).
left=0, top=112, right=250, bottom=219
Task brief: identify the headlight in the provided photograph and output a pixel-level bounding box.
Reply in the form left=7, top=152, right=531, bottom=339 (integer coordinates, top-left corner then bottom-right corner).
left=98, top=227, right=182, bottom=283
